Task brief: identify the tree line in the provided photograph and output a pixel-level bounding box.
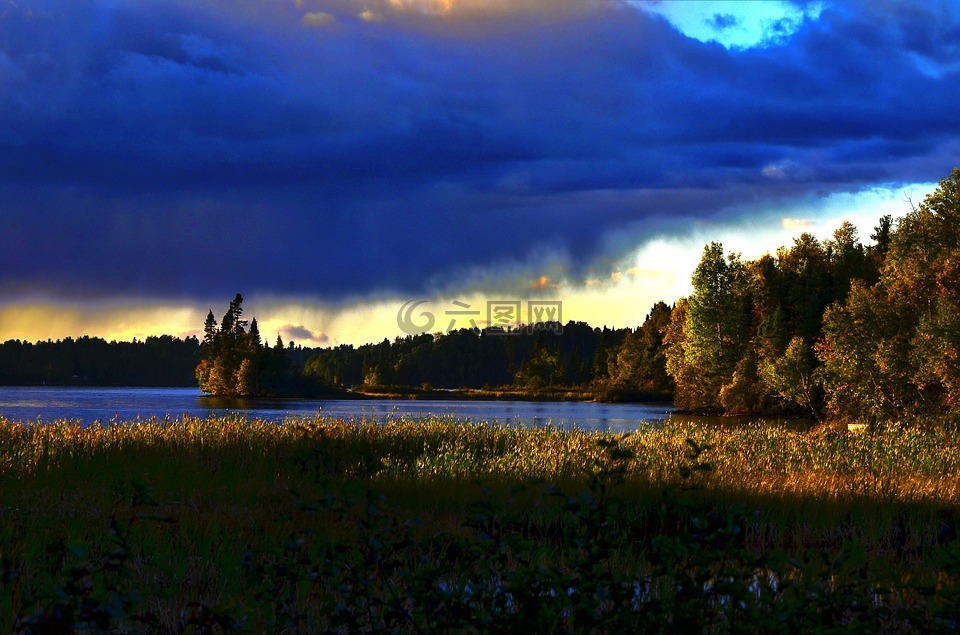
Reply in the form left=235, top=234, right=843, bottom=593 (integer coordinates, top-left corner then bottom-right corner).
left=300, top=318, right=672, bottom=399
left=665, top=167, right=960, bottom=423
left=0, top=335, right=200, bottom=386
left=296, top=168, right=960, bottom=424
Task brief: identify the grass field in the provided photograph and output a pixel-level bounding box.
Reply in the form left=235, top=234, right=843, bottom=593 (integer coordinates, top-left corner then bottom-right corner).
left=2, top=415, right=960, bottom=632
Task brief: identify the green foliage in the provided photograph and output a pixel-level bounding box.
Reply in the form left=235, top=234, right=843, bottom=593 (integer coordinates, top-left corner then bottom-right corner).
left=663, top=183, right=918, bottom=418
left=685, top=244, right=750, bottom=395
left=761, top=336, right=820, bottom=418
left=719, top=348, right=763, bottom=414
left=514, top=340, right=565, bottom=388
left=817, top=281, right=915, bottom=423
left=665, top=167, right=960, bottom=424
left=303, top=322, right=634, bottom=394
left=666, top=244, right=753, bottom=412
left=606, top=301, right=674, bottom=398
left=819, top=168, right=960, bottom=422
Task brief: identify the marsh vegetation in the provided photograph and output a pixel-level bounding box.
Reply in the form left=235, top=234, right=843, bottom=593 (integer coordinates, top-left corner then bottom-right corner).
left=3, top=414, right=960, bottom=632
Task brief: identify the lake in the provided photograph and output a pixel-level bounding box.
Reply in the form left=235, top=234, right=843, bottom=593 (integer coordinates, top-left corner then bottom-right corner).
left=0, top=386, right=812, bottom=433
left=0, top=386, right=679, bottom=433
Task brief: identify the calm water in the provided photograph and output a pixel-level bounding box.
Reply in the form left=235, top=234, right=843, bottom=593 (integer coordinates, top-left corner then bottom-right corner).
left=0, top=386, right=680, bottom=433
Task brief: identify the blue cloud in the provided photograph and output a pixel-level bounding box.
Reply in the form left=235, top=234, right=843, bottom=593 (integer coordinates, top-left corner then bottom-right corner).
left=708, top=14, right=739, bottom=31
left=1, top=1, right=959, bottom=303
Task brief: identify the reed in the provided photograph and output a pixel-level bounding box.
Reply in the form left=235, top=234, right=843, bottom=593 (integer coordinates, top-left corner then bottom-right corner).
left=2, top=415, right=959, bottom=632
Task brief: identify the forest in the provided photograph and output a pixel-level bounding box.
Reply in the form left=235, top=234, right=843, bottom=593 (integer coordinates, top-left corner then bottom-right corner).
left=664, top=168, right=960, bottom=424
left=0, top=336, right=200, bottom=387
left=300, top=315, right=670, bottom=399
left=0, top=325, right=315, bottom=389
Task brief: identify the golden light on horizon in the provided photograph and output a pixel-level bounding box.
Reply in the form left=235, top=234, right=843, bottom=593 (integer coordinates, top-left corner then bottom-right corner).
left=301, top=11, right=336, bottom=26
left=0, top=303, right=205, bottom=344
left=377, top=0, right=585, bottom=18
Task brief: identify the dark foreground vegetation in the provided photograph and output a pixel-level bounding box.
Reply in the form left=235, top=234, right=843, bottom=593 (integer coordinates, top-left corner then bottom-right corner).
left=3, top=414, right=960, bottom=632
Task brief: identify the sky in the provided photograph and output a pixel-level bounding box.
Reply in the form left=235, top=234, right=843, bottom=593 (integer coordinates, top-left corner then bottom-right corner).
left=1, top=0, right=957, bottom=347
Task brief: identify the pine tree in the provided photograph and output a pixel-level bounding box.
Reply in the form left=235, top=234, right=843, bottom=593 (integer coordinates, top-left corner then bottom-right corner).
left=196, top=294, right=266, bottom=397
left=202, top=310, right=218, bottom=348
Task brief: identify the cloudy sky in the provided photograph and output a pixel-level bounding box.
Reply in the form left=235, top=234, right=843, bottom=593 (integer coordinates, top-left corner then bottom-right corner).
left=1, top=0, right=956, bottom=346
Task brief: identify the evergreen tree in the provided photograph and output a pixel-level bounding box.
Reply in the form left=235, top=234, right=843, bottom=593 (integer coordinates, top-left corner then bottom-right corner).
left=249, top=317, right=262, bottom=350
left=197, top=294, right=265, bottom=397
left=202, top=310, right=218, bottom=348
left=606, top=302, right=673, bottom=397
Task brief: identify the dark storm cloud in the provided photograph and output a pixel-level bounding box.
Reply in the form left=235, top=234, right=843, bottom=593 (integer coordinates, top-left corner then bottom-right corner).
left=1, top=0, right=959, bottom=301
left=280, top=324, right=328, bottom=345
